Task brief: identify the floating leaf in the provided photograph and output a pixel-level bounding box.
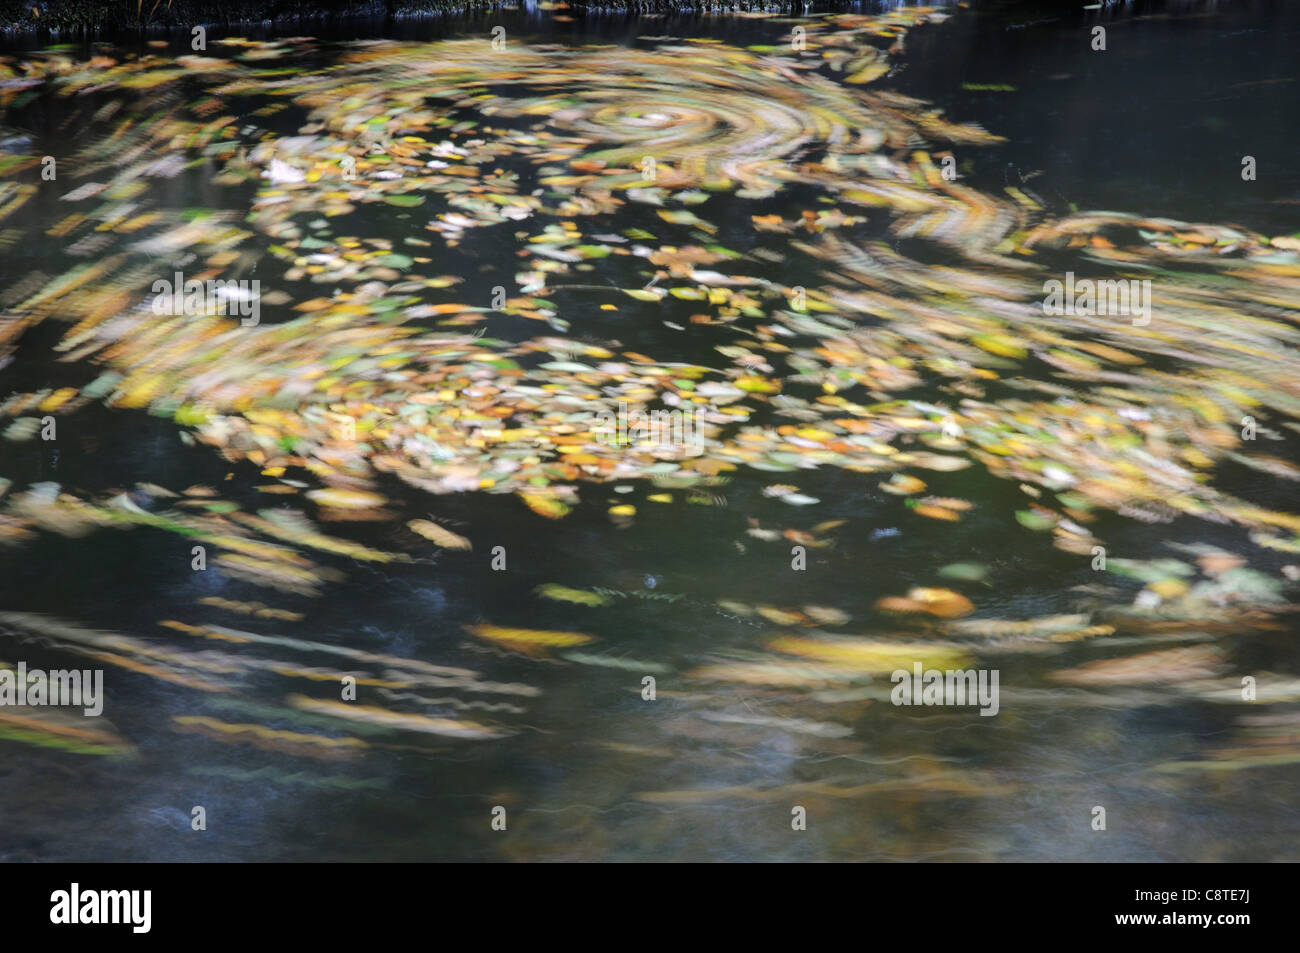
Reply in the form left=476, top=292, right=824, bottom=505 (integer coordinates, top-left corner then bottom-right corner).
left=406, top=518, right=471, bottom=550
left=768, top=636, right=972, bottom=673
left=518, top=492, right=572, bottom=520
left=466, top=624, right=595, bottom=656
left=534, top=584, right=609, bottom=607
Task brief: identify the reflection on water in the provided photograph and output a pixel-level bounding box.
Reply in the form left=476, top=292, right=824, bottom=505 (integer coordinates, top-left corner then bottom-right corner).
left=1, top=2, right=1299, bottom=861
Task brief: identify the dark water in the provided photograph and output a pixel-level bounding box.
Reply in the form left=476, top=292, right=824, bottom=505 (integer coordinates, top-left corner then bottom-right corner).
left=1, top=1, right=1298, bottom=862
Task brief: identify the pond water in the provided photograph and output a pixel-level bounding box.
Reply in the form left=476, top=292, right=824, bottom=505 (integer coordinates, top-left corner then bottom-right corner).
left=1, top=1, right=1298, bottom=861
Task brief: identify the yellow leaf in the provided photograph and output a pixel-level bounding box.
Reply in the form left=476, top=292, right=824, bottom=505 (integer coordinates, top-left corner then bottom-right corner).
left=306, top=488, right=387, bottom=509
left=972, top=334, right=1028, bottom=359
left=466, top=624, right=594, bottom=655
left=406, top=519, right=471, bottom=550
left=768, top=636, right=971, bottom=672
left=535, top=584, right=609, bottom=607
left=518, top=492, right=572, bottom=520
left=845, top=63, right=889, bottom=84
